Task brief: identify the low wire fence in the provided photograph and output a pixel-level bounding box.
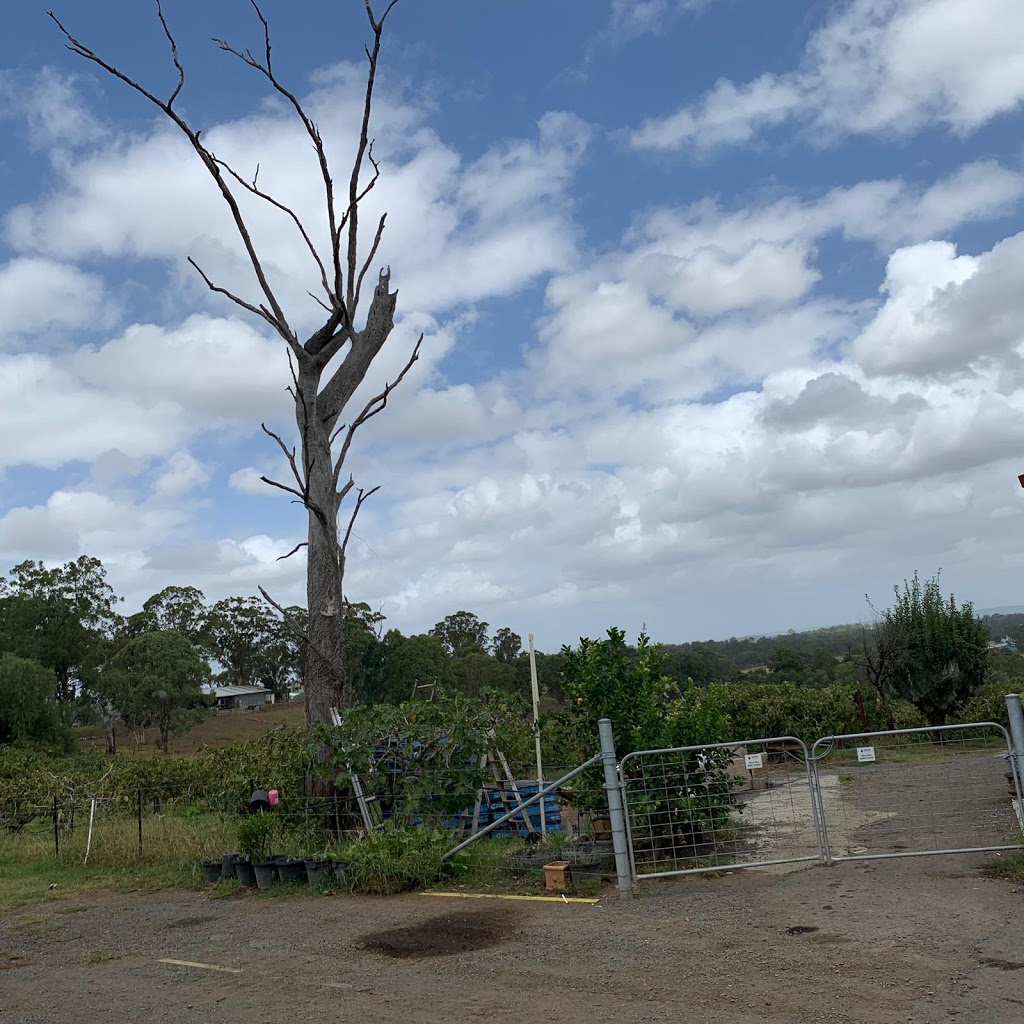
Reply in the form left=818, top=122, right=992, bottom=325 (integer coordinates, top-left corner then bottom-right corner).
left=0, top=763, right=617, bottom=894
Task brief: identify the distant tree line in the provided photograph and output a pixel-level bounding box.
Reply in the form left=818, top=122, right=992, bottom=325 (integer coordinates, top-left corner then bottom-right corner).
left=0, top=557, right=1003, bottom=752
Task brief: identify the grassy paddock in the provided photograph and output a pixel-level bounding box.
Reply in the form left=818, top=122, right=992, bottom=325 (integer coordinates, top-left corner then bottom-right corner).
left=0, top=806, right=560, bottom=911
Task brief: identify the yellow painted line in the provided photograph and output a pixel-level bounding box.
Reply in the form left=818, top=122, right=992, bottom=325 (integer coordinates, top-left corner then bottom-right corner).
left=420, top=891, right=600, bottom=905
left=157, top=958, right=243, bottom=973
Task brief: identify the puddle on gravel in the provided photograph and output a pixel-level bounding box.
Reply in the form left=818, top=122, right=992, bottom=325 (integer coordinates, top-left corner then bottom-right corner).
left=358, top=908, right=520, bottom=959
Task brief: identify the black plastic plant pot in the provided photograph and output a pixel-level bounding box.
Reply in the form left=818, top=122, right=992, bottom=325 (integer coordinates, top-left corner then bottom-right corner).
left=568, top=862, right=608, bottom=885
left=279, top=860, right=308, bottom=885
left=235, top=859, right=257, bottom=888
left=221, top=853, right=238, bottom=879
left=253, top=861, right=279, bottom=890
left=201, top=861, right=221, bottom=884
left=305, top=859, right=332, bottom=888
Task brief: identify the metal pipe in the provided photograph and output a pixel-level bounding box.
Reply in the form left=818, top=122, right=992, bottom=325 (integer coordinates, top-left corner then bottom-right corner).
left=598, top=718, right=633, bottom=899
left=528, top=634, right=546, bottom=837
left=443, top=754, right=603, bottom=860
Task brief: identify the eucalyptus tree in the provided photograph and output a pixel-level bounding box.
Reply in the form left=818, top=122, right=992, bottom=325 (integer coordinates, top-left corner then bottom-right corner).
left=51, top=0, right=418, bottom=738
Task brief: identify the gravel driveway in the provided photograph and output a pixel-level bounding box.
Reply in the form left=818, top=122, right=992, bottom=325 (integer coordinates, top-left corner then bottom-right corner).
left=2, top=852, right=1022, bottom=1024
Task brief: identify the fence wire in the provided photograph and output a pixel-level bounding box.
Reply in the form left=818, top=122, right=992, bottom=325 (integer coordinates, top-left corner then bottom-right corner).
left=811, top=723, right=1024, bottom=862
left=620, top=737, right=821, bottom=877
left=0, top=765, right=615, bottom=893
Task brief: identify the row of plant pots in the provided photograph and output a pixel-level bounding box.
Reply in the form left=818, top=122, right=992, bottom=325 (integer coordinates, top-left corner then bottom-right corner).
left=202, top=852, right=346, bottom=891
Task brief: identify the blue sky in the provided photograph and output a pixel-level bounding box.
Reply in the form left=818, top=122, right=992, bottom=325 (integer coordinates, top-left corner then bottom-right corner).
left=2, top=0, right=1024, bottom=649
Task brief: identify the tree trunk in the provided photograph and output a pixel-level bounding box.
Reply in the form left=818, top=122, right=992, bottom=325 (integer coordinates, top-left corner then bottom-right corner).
left=299, top=367, right=349, bottom=738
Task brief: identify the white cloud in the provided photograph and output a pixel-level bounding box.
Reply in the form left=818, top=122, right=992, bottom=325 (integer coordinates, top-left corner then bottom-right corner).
left=0, top=68, right=109, bottom=151
left=0, top=351, right=189, bottom=471
left=849, top=233, right=1024, bottom=376
left=610, top=0, right=712, bottom=38
left=72, top=314, right=291, bottom=421
left=0, top=258, right=113, bottom=343
left=154, top=452, right=211, bottom=499
left=631, top=0, right=1024, bottom=151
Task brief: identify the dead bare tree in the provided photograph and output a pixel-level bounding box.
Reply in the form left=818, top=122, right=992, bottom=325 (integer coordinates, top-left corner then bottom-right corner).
left=856, top=601, right=910, bottom=731
left=50, top=0, right=419, bottom=744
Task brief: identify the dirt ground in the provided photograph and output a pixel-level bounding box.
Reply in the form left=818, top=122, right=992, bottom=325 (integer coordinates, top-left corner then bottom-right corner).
left=2, top=852, right=1023, bottom=1024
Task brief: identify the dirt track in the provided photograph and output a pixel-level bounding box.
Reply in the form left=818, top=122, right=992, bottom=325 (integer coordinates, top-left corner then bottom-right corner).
left=2, top=853, right=1023, bottom=1024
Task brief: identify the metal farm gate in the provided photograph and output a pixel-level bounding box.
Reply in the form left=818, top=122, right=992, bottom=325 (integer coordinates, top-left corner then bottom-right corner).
left=810, top=723, right=1023, bottom=864
left=621, top=722, right=1024, bottom=882
left=620, top=736, right=824, bottom=878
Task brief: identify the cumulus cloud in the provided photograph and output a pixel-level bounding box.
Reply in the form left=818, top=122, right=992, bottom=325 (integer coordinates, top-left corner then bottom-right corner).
left=849, top=233, right=1024, bottom=376
left=0, top=258, right=114, bottom=343
left=631, top=0, right=1024, bottom=151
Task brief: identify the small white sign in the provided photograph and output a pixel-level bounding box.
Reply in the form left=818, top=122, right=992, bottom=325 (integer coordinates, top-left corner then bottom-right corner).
left=857, top=746, right=876, bottom=763
left=744, top=753, right=764, bottom=770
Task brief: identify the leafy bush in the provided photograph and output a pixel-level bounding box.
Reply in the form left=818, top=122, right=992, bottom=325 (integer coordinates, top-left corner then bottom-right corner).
left=549, top=629, right=734, bottom=834
left=953, top=682, right=1015, bottom=729
left=336, top=824, right=455, bottom=894
left=0, top=654, right=69, bottom=748
left=318, top=691, right=533, bottom=827
left=709, top=681, right=923, bottom=740
left=236, top=811, right=278, bottom=862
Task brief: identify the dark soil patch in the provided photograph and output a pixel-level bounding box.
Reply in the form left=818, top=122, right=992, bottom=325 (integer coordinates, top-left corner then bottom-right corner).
left=979, top=957, right=1024, bottom=971
left=358, top=907, right=520, bottom=959
left=785, top=925, right=819, bottom=935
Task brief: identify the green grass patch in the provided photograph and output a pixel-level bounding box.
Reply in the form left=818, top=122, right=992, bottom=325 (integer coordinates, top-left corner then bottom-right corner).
left=986, top=851, right=1024, bottom=884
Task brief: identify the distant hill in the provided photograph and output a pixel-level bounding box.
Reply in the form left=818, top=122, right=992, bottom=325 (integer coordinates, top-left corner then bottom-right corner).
left=666, top=623, right=864, bottom=671
left=671, top=610, right=1018, bottom=673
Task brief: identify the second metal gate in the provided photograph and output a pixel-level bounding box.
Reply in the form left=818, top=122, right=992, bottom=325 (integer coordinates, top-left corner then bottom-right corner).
left=621, top=722, right=1024, bottom=882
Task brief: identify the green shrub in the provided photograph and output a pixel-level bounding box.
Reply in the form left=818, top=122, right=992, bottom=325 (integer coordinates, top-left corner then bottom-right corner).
left=336, top=824, right=455, bottom=894
left=236, top=812, right=278, bottom=862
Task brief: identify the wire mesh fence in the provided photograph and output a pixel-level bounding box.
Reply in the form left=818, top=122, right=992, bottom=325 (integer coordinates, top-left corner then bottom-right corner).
left=0, top=760, right=616, bottom=894
left=810, top=723, right=1024, bottom=862
left=620, top=737, right=822, bottom=878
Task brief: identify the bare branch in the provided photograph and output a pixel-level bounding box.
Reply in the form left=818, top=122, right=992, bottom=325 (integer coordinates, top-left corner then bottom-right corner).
left=275, top=541, right=308, bottom=562
left=345, top=10, right=390, bottom=318
left=260, top=475, right=306, bottom=502
left=154, top=1, right=185, bottom=108
left=260, top=422, right=305, bottom=492
left=49, top=8, right=300, bottom=355
left=213, top=155, right=334, bottom=302
left=257, top=586, right=333, bottom=667
left=354, top=212, right=387, bottom=314
left=215, top=0, right=343, bottom=305
left=332, top=334, right=422, bottom=486
left=339, top=484, right=381, bottom=575
left=188, top=257, right=277, bottom=327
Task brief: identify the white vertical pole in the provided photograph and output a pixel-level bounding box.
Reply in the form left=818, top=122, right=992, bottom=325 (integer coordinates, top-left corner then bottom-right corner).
left=528, top=634, right=546, bottom=837
left=84, top=798, right=96, bottom=865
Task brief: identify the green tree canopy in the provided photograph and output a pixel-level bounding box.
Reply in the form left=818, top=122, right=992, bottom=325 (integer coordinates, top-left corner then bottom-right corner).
left=429, top=611, right=489, bottom=657
left=0, top=654, right=67, bottom=747
left=0, top=556, right=121, bottom=710
left=451, top=651, right=519, bottom=696
left=491, top=627, right=522, bottom=664
left=882, top=571, right=989, bottom=726
left=106, top=630, right=211, bottom=753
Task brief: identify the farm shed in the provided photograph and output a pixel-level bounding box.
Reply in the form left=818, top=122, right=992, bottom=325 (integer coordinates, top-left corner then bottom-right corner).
left=204, top=684, right=274, bottom=711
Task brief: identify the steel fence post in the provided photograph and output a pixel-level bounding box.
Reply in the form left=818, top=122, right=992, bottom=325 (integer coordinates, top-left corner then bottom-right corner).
left=598, top=718, right=633, bottom=899
left=1006, top=694, right=1024, bottom=800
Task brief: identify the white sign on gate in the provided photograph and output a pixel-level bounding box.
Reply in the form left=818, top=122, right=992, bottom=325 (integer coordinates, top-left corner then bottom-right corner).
left=857, top=746, right=876, bottom=763
left=744, top=753, right=763, bottom=770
